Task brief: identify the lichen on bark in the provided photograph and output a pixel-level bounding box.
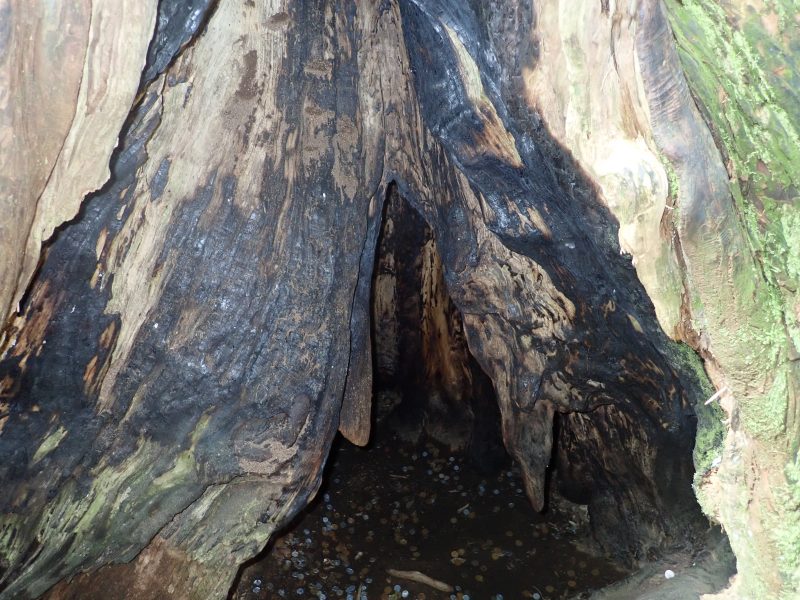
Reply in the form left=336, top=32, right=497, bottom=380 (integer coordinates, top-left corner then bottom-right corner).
left=662, top=0, right=800, bottom=595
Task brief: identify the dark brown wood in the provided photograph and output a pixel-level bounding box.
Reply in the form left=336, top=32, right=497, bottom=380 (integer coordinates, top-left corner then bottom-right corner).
left=371, top=185, right=501, bottom=458
left=0, top=1, right=715, bottom=598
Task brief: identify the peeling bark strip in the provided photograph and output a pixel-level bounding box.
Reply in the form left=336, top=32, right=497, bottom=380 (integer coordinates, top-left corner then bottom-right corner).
left=2, top=1, right=711, bottom=598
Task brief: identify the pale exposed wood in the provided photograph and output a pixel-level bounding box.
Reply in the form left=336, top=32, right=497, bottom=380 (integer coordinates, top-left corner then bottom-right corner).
left=523, top=0, right=684, bottom=335
left=1, top=1, right=718, bottom=598
left=0, top=0, right=157, bottom=343
left=387, top=569, right=454, bottom=593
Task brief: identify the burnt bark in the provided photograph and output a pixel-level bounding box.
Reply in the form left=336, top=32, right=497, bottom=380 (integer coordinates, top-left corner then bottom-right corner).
left=1, top=1, right=711, bottom=598
left=372, top=185, right=502, bottom=459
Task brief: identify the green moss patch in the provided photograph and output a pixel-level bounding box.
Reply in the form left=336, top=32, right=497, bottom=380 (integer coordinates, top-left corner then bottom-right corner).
left=771, top=450, right=800, bottom=595
left=663, top=0, right=799, bottom=439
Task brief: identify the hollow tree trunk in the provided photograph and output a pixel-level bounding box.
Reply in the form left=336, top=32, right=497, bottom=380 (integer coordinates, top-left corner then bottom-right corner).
left=1, top=0, right=797, bottom=598
left=371, top=185, right=501, bottom=455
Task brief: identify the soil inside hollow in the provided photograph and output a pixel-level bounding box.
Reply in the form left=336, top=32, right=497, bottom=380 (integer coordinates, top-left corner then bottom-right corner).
left=232, top=429, right=629, bottom=600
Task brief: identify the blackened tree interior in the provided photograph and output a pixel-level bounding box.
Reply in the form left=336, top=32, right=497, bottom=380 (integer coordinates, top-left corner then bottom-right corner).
left=1, top=0, right=797, bottom=598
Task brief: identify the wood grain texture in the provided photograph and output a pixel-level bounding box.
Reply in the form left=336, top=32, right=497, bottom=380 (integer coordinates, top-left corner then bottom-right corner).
left=637, top=3, right=799, bottom=596
left=371, top=186, right=499, bottom=455
left=523, top=0, right=685, bottom=336
left=1, top=1, right=712, bottom=597
left=490, top=0, right=800, bottom=594
left=0, top=0, right=158, bottom=342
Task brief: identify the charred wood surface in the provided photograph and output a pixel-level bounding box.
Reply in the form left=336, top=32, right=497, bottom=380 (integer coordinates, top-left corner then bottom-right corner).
left=371, top=185, right=501, bottom=458
left=0, top=1, right=711, bottom=597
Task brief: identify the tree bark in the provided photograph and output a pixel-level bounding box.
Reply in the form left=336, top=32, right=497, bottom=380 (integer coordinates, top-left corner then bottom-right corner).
left=2, top=0, right=796, bottom=598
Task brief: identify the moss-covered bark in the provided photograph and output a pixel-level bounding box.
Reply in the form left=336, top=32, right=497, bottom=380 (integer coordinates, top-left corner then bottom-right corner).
left=662, top=0, right=800, bottom=595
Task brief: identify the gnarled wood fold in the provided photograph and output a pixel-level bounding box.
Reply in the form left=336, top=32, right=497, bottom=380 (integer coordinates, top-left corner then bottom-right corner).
left=0, top=1, right=727, bottom=598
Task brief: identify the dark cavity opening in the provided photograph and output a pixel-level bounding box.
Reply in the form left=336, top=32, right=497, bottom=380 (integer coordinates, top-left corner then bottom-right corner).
left=369, top=184, right=507, bottom=473
left=229, top=187, right=633, bottom=599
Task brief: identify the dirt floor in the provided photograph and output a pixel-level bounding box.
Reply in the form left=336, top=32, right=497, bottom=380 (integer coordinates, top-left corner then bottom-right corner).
left=231, top=433, right=629, bottom=600
left=587, top=529, right=735, bottom=600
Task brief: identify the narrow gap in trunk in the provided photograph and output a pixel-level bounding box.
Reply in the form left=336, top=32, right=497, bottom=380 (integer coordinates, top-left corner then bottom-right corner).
left=230, top=186, right=631, bottom=599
